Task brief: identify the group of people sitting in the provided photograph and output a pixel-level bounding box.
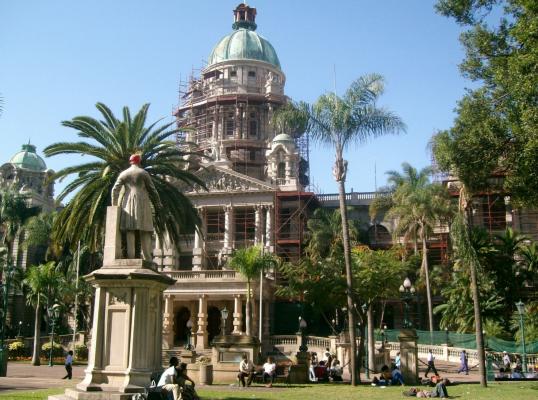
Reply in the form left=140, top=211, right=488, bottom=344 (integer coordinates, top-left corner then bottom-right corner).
left=237, top=355, right=278, bottom=387
left=371, top=364, right=405, bottom=386
left=308, top=348, right=343, bottom=382
left=156, top=357, right=199, bottom=400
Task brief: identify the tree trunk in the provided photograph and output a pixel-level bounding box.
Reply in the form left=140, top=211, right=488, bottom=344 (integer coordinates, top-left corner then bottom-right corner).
left=31, top=297, right=41, bottom=366
left=357, top=322, right=365, bottom=383
left=334, top=150, right=358, bottom=386
left=245, top=280, right=251, bottom=336
left=367, top=306, right=375, bottom=374
left=459, top=187, right=486, bottom=387
left=421, top=229, right=434, bottom=336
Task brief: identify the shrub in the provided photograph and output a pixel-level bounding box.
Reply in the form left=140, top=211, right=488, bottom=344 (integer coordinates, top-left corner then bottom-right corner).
left=8, top=341, right=26, bottom=359
left=75, top=344, right=88, bottom=360
left=41, top=341, right=64, bottom=358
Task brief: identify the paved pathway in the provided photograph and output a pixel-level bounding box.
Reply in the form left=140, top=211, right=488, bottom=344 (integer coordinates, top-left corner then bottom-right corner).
left=0, top=362, right=84, bottom=393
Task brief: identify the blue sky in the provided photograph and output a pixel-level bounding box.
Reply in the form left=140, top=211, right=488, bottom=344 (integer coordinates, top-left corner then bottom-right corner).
left=0, top=0, right=468, bottom=196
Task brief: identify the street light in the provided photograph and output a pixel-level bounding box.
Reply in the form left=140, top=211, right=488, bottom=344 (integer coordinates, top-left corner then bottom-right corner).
left=515, top=300, right=528, bottom=373
left=399, top=277, right=416, bottom=329
left=220, top=306, right=229, bottom=336
left=298, top=317, right=308, bottom=352
left=17, top=321, right=22, bottom=338
left=361, top=304, right=369, bottom=380
left=47, top=304, right=61, bottom=367
left=185, top=319, right=193, bottom=351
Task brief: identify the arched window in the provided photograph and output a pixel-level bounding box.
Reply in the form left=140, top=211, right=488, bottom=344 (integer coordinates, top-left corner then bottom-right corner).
left=277, top=162, right=286, bottom=180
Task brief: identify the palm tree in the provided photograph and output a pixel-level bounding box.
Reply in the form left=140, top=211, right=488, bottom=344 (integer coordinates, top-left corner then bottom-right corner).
left=228, top=246, right=277, bottom=336
left=24, top=261, right=66, bottom=366
left=0, top=189, right=41, bottom=266
left=372, top=163, right=453, bottom=335
left=273, top=74, right=405, bottom=385
left=44, top=103, right=204, bottom=253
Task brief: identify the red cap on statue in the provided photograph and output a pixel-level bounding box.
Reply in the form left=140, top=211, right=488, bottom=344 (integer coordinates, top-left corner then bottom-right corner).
left=129, top=154, right=141, bottom=165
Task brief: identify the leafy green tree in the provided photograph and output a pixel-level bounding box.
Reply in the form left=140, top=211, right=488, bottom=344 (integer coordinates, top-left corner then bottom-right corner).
left=370, top=163, right=453, bottom=334
left=435, top=0, right=538, bottom=206
left=228, top=246, right=277, bottom=336
left=44, top=103, right=203, bottom=253
left=23, top=262, right=67, bottom=366
left=510, top=301, right=538, bottom=344
left=273, top=75, right=405, bottom=385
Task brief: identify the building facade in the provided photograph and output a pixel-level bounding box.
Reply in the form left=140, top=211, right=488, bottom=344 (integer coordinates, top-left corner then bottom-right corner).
left=157, top=4, right=315, bottom=355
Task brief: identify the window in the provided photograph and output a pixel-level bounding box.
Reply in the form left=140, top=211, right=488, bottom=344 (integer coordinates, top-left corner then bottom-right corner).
left=248, top=71, right=256, bottom=78
left=277, top=162, right=286, bottom=179
left=249, top=119, right=257, bottom=136
left=225, top=113, right=235, bottom=136
left=230, top=70, right=237, bottom=78
left=250, top=150, right=256, bottom=161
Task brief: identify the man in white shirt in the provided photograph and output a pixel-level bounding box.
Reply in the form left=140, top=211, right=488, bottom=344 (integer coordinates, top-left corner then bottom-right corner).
left=157, top=357, right=180, bottom=400
left=262, top=356, right=276, bottom=388
left=425, top=349, right=438, bottom=377
left=238, top=354, right=254, bottom=387
left=502, top=351, right=511, bottom=372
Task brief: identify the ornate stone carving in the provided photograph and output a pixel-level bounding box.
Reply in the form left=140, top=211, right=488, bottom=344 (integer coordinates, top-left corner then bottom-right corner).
left=188, top=167, right=274, bottom=193
left=109, top=289, right=129, bottom=306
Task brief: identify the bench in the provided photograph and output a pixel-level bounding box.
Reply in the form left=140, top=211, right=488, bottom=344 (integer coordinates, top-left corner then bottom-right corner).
left=253, top=364, right=291, bottom=386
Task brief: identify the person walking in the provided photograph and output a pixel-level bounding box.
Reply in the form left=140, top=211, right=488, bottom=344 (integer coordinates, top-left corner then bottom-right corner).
left=62, top=350, right=73, bottom=380
left=425, top=349, right=438, bottom=377
left=458, top=349, right=469, bottom=374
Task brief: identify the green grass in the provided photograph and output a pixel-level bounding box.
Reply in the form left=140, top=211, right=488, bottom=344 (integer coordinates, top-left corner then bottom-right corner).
left=0, top=388, right=63, bottom=399
left=0, top=382, right=537, bottom=400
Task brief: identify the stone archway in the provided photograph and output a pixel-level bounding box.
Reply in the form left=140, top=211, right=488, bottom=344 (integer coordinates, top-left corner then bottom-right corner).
left=207, top=306, right=222, bottom=344
left=368, top=224, right=392, bottom=249
left=174, top=307, right=191, bottom=346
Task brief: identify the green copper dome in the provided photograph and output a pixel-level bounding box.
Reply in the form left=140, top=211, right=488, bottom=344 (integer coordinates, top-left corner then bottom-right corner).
left=9, top=144, right=47, bottom=171
left=208, top=28, right=281, bottom=69
left=272, top=133, right=295, bottom=146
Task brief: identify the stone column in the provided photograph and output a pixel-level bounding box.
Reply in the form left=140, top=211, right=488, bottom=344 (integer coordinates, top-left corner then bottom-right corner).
left=192, top=207, right=205, bottom=271
left=265, top=205, right=274, bottom=251
left=254, top=205, right=263, bottom=245
left=196, top=295, right=208, bottom=350
left=162, top=294, right=174, bottom=350
left=398, top=329, right=419, bottom=385
left=232, top=294, right=243, bottom=335
left=224, top=205, right=233, bottom=250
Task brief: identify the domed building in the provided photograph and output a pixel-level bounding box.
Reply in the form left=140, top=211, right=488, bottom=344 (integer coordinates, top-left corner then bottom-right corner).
left=0, top=143, right=55, bottom=334
left=0, top=143, right=55, bottom=212
left=161, top=4, right=316, bottom=360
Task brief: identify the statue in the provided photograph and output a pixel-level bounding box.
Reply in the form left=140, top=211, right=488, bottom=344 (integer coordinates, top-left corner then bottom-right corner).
left=111, top=154, right=159, bottom=260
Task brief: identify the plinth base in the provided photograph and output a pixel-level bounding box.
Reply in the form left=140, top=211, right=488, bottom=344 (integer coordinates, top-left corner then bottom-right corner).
left=49, top=388, right=140, bottom=400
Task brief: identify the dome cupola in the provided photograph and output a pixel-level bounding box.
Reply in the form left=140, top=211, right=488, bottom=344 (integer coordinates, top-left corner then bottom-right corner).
left=207, top=3, right=281, bottom=69
left=9, top=143, right=47, bottom=171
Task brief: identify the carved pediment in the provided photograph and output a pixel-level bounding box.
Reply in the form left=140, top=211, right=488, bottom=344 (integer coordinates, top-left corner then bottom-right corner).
left=188, top=166, right=275, bottom=194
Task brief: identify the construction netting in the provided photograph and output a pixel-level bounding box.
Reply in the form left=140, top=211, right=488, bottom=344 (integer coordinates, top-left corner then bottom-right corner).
left=375, top=329, right=538, bottom=353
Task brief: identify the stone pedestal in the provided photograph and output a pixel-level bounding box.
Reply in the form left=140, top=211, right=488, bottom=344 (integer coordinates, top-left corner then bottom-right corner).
left=210, top=335, right=260, bottom=383
left=398, top=329, right=419, bottom=385
left=50, top=206, right=175, bottom=400
left=289, top=351, right=309, bottom=383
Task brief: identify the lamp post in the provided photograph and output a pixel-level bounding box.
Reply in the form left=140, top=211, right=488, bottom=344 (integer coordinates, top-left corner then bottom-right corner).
left=17, top=321, right=22, bottom=338
left=220, top=306, right=229, bottom=337
left=515, top=300, right=528, bottom=373
left=47, top=304, right=61, bottom=367
left=361, top=304, right=369, bottom=380
left=298, top=317, right=308, bottom=352
left=185, top=319, right=193, bottom=351
left=399, top=277, right=416, bottom=329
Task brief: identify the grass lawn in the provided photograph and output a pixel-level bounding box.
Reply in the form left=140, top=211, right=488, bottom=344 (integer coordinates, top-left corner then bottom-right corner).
left=0, top=382, right=536, bottom=400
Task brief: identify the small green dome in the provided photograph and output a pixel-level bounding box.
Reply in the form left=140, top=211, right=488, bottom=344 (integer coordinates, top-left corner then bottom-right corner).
left=272, top=133, right=295, bottom=145
left=9, top=144, right=47, bottom=171
left=208, top=28, right=281, bottom=69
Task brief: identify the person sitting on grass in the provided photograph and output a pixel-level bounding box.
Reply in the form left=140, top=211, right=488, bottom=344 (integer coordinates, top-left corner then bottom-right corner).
left=329, top=359, right=343, bottom=382
left=314, top=360, right=329, bottom=382
left=177, top=363, right=199, bottom=400
left=391, top=364, right=404, bottom=385
left=263, top=356, right=276, bottom=388
left=371, top=364, right=392, bottom=386
left=237, top=354, right=254, bottom=387
left=157, top=357, right=181, bottom=400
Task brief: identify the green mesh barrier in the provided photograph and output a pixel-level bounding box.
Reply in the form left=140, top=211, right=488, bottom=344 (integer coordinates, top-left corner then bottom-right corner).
left=375, top=329, right=537, bottom=353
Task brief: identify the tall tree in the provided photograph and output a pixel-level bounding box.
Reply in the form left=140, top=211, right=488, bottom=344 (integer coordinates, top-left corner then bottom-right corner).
left=371, top=163, right=453, bottom=335
left=228, top=246, right=277, bottom=336
left=273, top=74, right=405, bottom=385
left=44, top=103, right=203, bottom=253
left=23, top=262, right=66, bottom=366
